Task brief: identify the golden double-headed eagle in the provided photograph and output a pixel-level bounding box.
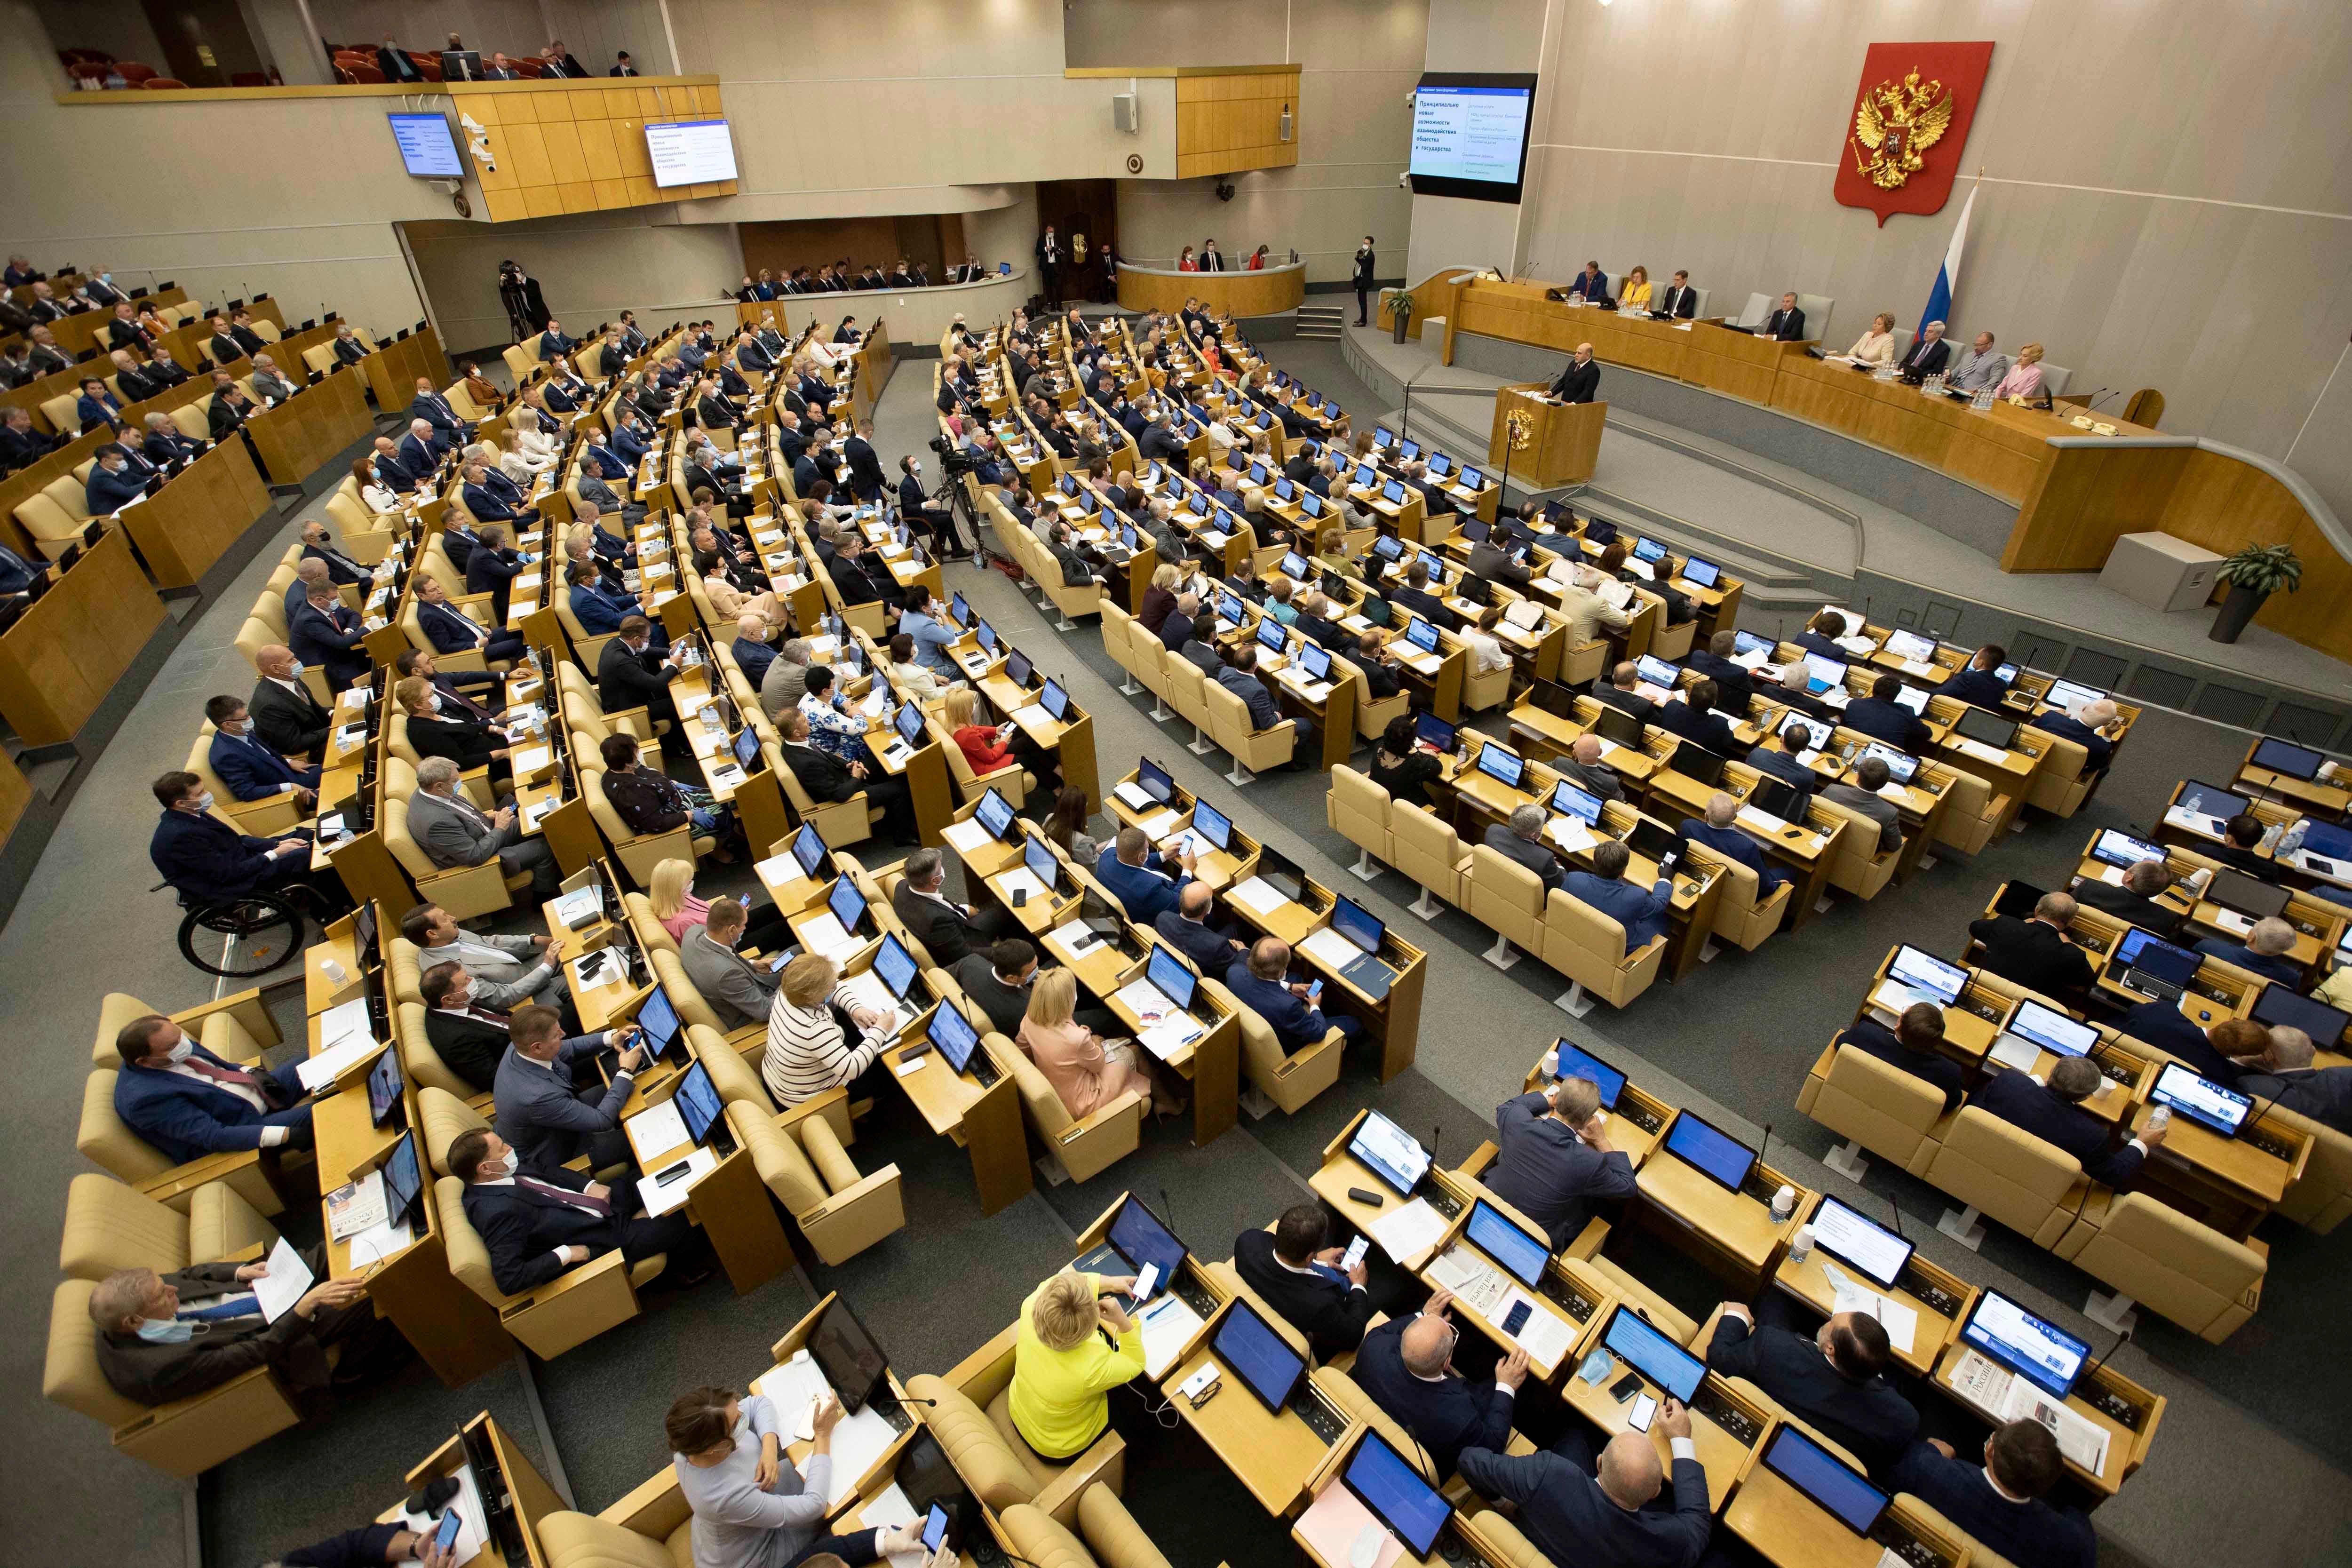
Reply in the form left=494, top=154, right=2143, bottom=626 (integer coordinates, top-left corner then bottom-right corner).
left=1850, top=68, right=1954, bottom=190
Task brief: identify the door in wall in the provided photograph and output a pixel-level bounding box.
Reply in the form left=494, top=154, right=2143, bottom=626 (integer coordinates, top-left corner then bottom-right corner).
left=1036, top=179, right=1117, bottom=301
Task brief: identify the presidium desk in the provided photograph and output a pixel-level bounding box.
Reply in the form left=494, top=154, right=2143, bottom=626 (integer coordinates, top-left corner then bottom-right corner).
left=1117, top=260, right=1305, bottom=319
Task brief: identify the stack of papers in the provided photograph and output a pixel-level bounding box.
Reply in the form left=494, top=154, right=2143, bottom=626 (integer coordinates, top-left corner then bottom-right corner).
left=1735, top=805, right=1790, bottom=836
left=1820, top=1264, right=1918, bottom=1352
left=1364, top=1197, right=1447, bottom=1263
left=318, top=996, right=373, bottom=1051
left=297, top=1035, right=382, bottom=1092
left=798, top=912, right=862, bottom=962
left=1951, top=737, right=2008, bottom=763
left=1136, top=1292, right=1206, bottom=1377
left=1226, top=876, right=1289, bottom=915
left=862, top=1482, right=927, bottom=1568
left=1049, top=918, right=1104, bottom=956
left=1112, top=780, right=1159, bottom=812
left=326, top=1171, right=387, bottom=1240
left=1986, top=1033, right=2041, bottom=1072
left=1868, top=979, right=1942, bottom=1018
left=1134, top=807, right=1183, bottom=839
left=755, top=852, right=807, bottom=887
left=753, top=1348, right=834, bottom=1423
left=1295, top=1474, right=1407, bottom=1568
left=823, top=1404, right=901, bottom=1504
left=626, top=1100, right=690, bottom=1162
left=1547, top=818, right=1600, bottom=853
left=1113, top=977, right=1178, bottom=1023
left=348, top=1217, right=413, bottom=1266
left=1300, top=926, right=1367, bottom=971
left=1138, top=1016, right=1203, bottom=1060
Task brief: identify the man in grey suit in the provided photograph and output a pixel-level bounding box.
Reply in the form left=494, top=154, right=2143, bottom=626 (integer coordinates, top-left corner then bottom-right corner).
left=1484, top=804, right=1566, bottom=892
left=248, top=354, right=301, bottom=405
left=400, top=901, right=569, bottom=1013
left=407, top=756, right=559, bottom=896
left=1550, top=734, right=1623, bottom=803
left=493, top=1003, right=649, bottom=1171
left=678, top=899, right=780, bottom=1031
left=1466, top=533, right=1533, bottom=591
left=2236, top=1027, right=2352, bottom=1134
left=1822, top=755, right=1905, bottom=854
left=576, top=467, right=646, bottom=526
left=758, top=638, right=812, bottom=721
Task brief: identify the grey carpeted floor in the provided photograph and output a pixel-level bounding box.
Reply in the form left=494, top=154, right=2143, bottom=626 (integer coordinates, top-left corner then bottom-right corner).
left=11, top=336, right=2351, bottom=1568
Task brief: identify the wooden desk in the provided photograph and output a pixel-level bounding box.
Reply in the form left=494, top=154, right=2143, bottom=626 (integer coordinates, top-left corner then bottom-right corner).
left=879, top=1004, right=1033, bottom=1216
left=245, top=366, right=373, bottom=484
left=393, top=1414, right=566, bottom=1568
left=1635, top=1129, right=1807, bottom=1290
left=1489, top=386, right=1605, bottom=489
left=1163, top=1309, right=1335, bottom=1517
left=1929, top=1341, right=2158, bottom=1499
left=1555, top=1305, right=1768, bottom=1512
left=1770, top=1193, right=1970, bottom=1379
left=1724, top=1434, right=1971, bottom=1568
left=0, top=524, right=164, bottom=746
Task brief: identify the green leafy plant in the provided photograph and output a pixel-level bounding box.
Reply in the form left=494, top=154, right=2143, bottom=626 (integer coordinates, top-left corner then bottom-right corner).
left=1383, top=289, right=1415, bottom=323
left=2217, top=542, right=2303, bottom=596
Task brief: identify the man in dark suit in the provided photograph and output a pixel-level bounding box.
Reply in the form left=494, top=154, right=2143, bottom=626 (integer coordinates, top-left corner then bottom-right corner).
left=538, top=320, right=574, bottom=360
left=2114, top=1005, right=2263, bottom=1087
left=1655, top=270, right=1699, bottom=319
left=842, top=418, right=888, bottom=501
left=2205, top=814, right=2274, bottom=876
left=779, top=709, right=912, bottom=841
left=85, top=444, right=150, bottom=515
left=407, top=377, right=470, bottom=449
left=247, top=646, right=333, bottom=759
left=1548, top=343, right=1601, bottom=403
left=2194, top=920, right=2305, bottom=987
left=597, top=617, right=691, bottom=761
left=1932, top=644, right=2012, bottom=710
left=1232, top=1203, right=1374, bottom=1362
left=111, top=1010, right=314, bottom=1163
left=2034, top=699, right=2121, bottom=775
left=1095, top=826, right=1199, bottom=924
left=1562, top=840, right=1674, bottom=955
left=891, top=847, right=1011, bottom=966
left=1897, top=321, right=1951, bottom=378
left=86, top=1256, right=380, bottom=1412
left=1707, top=1300, right=1918, bottom=1476
left=1226, top=937, right=1362, bottom=1051
left=1588, top=662, right=1655, bottom=725
left=2071, top=859, right=2183, bottom=937
left=1217, top=643, right=1308, bottom=751
left=1340, top=632, right=1404, bottom=700
left=331, top=324, right=369, bottom=364
left=1761, top=292, right=1806, bottom=340
left=1459, top=1401, right=1711, bottom=1568
left=1485, top=804, right=1567, bottom=892
left=1968, top=891, right=2095, bottom=1002
left=610, top=50, right=641, bottom=75
left=148, top=769, right=338, bottom=916
left=1466, top=533, right=1534, bottom=591
left=463, top=523, right=528, bottom=624
left=208, top=384, right=257, bottom=439
left=1389, top=562, right=1456, bottom=630
left=1488, top=1077, right=1637, bottom=1250
left=1653, top=680, right=1740, bottom=756
left=826, top=533, right=900, bottom=611
left=1971, top=1058, right=2162, bottom=1188
left=1565, top=262, right=1610, bottom=302
left=2236, top=1027, right=2352, bottom=1134
left=1836, top=1003, right=1963, bottom=1111
left=415, top=575, right=526, bottom=665
left=419, top=963, right=516, bottom=1092
left=141, top=412, right=202, bottom=468
left=450, top=1127, right=705, bottom=1297
left=0, top=406, right=62, bottom=471
left=205, top=694, right=319, bottom=806
left=492, top=1003, right=648, bottom=1170
left=1843, top=673, right=1933, bottom=753
left=1352, top=236, right=1377, bottom=326
left=290, top=583, right=371, bottom=691
left=1677, top=791, right=1791, bottom=892
left=1889, top=1424, right=2094, bottom=1568
left=1745, top=724, right=1820, bottom=815
left=1153, top=882, right=1246, bottom=975
left=1354, top=1295, right=1524, bottom=1481
left=397, top=417, right=441, bottom=480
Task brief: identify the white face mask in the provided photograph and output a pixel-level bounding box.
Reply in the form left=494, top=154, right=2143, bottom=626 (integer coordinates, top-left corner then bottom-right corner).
left=165, top=1037, right=194, bottom=1064
left=189, top=791, right=215, bottom=813
left=136, top=1317, right=193, bottom=1343
left=429, top=692, right=445, bottom=713
left=286, top=660, right=303, bottom=676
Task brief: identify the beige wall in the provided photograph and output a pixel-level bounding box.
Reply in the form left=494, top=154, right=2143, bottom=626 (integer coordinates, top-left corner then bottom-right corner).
left=1411, top=0, right=2352, bottom=520
left=1400, top=0, right=1543, bottom=289
left=402, top=210, right=741, bottom=350
left=1067, top=0, right=1423, bottom=285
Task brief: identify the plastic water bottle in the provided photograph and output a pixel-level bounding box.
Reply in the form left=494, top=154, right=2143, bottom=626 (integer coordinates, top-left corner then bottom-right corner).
left=2281, top=819, right=2309, bottom=860
left=1770, top=1185, right=1796, bottom=1223
left=1788, top=1225, right=1815, bottom=1264
left=2258, top=820, right=2285, bottom=853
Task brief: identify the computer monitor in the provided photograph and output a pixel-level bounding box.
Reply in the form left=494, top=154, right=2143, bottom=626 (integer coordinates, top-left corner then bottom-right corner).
left=366, top=1047, right=404, bottom=1127
left=636, top=986, right=685, bottom=1063
left=1137, top=757, right=1176, bottom=803
left=1732, top=629, right=1775, bottom=659
left=1550, top=780, right=1606, bottom=825
left=1546, top=1040, right=1626, bottom=1108
left=1665, top=746, right=1727, bottom=788
left=1398, top=439, right=1421, bottom=462
left=1427, top=451, right=1454, bottom=478
left=2008, top=998, right=2097, bottom=1059
left=1857, top=742, right=1917, bottom=785
left=1341, top=1431, right=1450, bottom=1557
left=733, top=725, right=763, bottom=768
left=1191, top=798, right=1233, bottom=852
left=1004, top=648, right=1034, bottom=689
left=2151, top=1061, right=2253, bottom=1136
left=2115, top=927, right=2200, bottom=985
left=1602, top=1305, right=1706, bottom=1403
left=1802, top=653, right=1846, bottom=693
left=2250, top=983, right=2349, bottom=1051
left=810, top=1298, right=892, bottom=1413
left=1059, top=473, right=1080, bottom=496
left=1256, top=618, right=1288, bottom=654
left=1461, top=465, right=1485, bottom=488
left=1108, top=1197, right=1187, bottom=1292
left=947, top=590, right=970, bottom=628
left=1782, top=714, right=1833, bottom=752
left=1464, top=1199, right=1549, bottom=1286
left=1040, top=678, right=1070, bottom=722
left=1475, top=743, right=1525, bottom=789
left=2250, top=737, right=2326, bottom=781
left=1663, top=1111, right=1756, bottom=1193
left=791, top=823, right=827, bottom=880
left=1960, top=1291, right=2090, bottom=1400
left=1213, top=1298, right=1307, bottom=1412
left=2305, top=819, right=2352, bottom=867
left=1018, top=834, right=1063, bottom=894
left=1883, top=629, right=1937, bottom=663
left=1636, top=654, right=1679, bottom=688
left=1761, top=1425, right=1890, bottom=1536
left=973, top=787, right=1017, bottom=841
left=2208, top=868, right=2292, bottom=920
left=1632, top=537, right=1667, bottom=565
left=1301, top=492, right=1325, bottom=517
left=354, top=901, right=378, bottom=955
left=1954, top=706, right=2018, bottom=750
left=1216, top=589, right=1246, bottom=626
left=1295, top=640, right=1333, bottom=682
left=975, top=618, right=999, bottom=653
left=1372, top=533, right=1404, bottom=562
left=2045, top=678, right=2107, bottom=712
left=1249, top=462, right=1269, bottom=486
left=1891, top=685, right=1930, bottom=715
left=895, top=701, right=926, bottom=749
left=2177, top=780, right=2248, bottom=820
left=928, top=1000, right=983, bottom=1074
left=1280, top=549, right=1310, bottom=579
left=1405, top=618, right=1440, bottom=653
left=1889, top=944, right=1967, bottom=1005
left=1679, top=556, right=1720, bottom=589
left=1373, top=426, right=1396, bottom=449
left=1808, top=1194, right=1912, bottom=1289
left=381, top=1131, right=424, bottom=1229
left=873, top=933, right=920, bottom=1001
left=1415, top=711, right=1457, bottom=752
left=1348, top=1110, right=1432, bottom=1196
left=1330, top=896, right=1383, bottom=955
left=1382, top=478, right=1406, bottom=505
left=671, top=1058, right=725, bottom=1148
left=1146, top=945, right=1198, bottom=1011
left=827, top=876, right=867, bottom=936
left=1591, top=704, right=1645, bottom=748
left=2089, top=828, right=2168, bottom=871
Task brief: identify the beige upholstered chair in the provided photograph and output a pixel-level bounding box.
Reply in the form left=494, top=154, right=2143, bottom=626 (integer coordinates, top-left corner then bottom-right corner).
left=1461, top=653, right=1513, bottom=714
left=989, top=1029, right=1136, bottom=1181
left=2267, top=1103, right=2352, bottom=1234
left=1207, top=975, right=1346, bottom=1114
left=1327, top=765, right=1391, bottom=880
left=1796, top=1043, right=1947, bottom=1180
left=1812, top=798, right=1893, bottom=900
left=1391, top=800, right=1470, bottom=920
left=1002, top=1488, right=1174, bottom=1568
left=907, top=1329, right=1126, bottom=1524
left=1920, top=1106, right=2090, bottom=1250
left=1100, top=601, right=1145, bottom=696
left=2024, top=728, right=2098, bottom=817
left=380, top=757, right=528, bottom=921
left=1543, top=885, right=1666, bottom=1015
left=1466, top=843, right=1547, bottom=971
left=1205, top=678, right=1296, bottom=784
left=1678, top=839, right=1791, bottom=950
left=44, top=1279, right=303, bottom=1475
left=58, top=1171, right=279, bottom=1282
left=2055, top=1191, right=2267, bottom=1343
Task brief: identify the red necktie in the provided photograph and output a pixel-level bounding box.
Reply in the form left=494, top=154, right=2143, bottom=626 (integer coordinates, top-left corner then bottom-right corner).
left=184, top=1057, right=260, bottom=1090
left=519, top=1176, right=610, bottom=1216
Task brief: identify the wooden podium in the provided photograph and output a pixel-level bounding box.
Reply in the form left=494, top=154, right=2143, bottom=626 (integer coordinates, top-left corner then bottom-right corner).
left=1489, top=384, right=1605, bottom=490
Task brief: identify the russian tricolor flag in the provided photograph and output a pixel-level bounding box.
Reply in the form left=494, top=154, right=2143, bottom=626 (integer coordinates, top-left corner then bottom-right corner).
left=1919, top=183, right=1977, bottom=338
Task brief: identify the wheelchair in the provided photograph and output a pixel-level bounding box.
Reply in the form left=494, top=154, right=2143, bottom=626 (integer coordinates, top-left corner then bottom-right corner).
left=153, top=880, right=308, bottom=979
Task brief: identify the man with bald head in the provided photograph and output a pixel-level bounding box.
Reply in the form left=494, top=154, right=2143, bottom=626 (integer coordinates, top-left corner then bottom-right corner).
left=2233, top=1026, right=2352, bottom=1132
left=247, top=644, right=333, bottom=759
left=2036, top=696, right=2124, bottom=775
left=1676, top=789, right=1791, bottom=892
left=2194, top=914, right=2304, bottom=988
left=1460, top=1394, right=1710, bottom=1568
left=1553, top=732, right=1623, bottom=804
left=1969, top=890, right=2094, bottom=1004
left=1353, top=1289, right=1526, bottom=1481
left=731, top=612, right=778, bottom=687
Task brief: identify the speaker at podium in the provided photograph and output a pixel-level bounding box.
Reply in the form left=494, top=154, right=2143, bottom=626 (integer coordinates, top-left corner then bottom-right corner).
left=1489, top=383, right=1606, bottom=491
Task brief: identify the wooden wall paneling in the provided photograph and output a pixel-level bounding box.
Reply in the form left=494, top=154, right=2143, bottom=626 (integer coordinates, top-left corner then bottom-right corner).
left=1174, top=71, right=1300, bottom=178
left=2161, top=452, right=2352, bottom=663
left=450, top=79, right=733, bottom=223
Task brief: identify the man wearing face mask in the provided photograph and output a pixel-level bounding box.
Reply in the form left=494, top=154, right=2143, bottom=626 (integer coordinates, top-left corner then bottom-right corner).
left=247, top=643, right=334, bottom=761
left=204, top=694, right=321, bottom=810
left=149, top=769, right=342, bottom=912
left=112, top=1010, right=318, bottom=1162
left=1354, top=235, right=1377, bottom=327
left=86, top=1252, right=381, bottom=1411
left=85, top=444, right=152, bottom=516
left=419, top=962, right=530, bottom=1092
left=679, top=898, right=786, bottom=1030
left=452, top=1126, right=710, bottom=1296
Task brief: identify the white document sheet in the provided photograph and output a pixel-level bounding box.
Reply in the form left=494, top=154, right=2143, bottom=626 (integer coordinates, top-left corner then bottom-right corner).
left=823, top=1404, right=900, bottom=1504
left=1112, top=780, right=1156, bottom=812
left=1364, top=1197, right=1448, bottom=1264
left=1136, top=1292, right=1207, bottom=1377
left=1227, top=875, right=1289, bottom=915
left=1139, top=1016, right=1203, bottom=1060
left=317, top=997, right=373, bottom=1051
left=636, top=1146, right=718, bottom=1217
left=1504, top=1296, right=1577, bottom=1365
left=1299, top=926, right=1366, bottom=971
left=994, top=867, right=1049, bottom=906
left=297, top=1035, right=381, bottom=1092
left=626, top=1100, right=690, bottom=1163
left=941, top=818, right=995, bottom=855
left=253, top=1234, right=314, bottom=1322
left=799, top=912, right=862, bottom=962
left=1820, top=1264, right=1918, bottom=1353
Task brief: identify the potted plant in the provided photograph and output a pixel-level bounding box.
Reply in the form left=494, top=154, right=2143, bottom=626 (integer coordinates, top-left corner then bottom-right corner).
left=1383, top=288, right=1414, bottom=343
left=2209, top=542, right=2302, bottom=644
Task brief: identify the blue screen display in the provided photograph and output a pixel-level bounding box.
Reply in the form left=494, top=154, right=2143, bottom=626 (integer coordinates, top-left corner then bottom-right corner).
left=1109, top=1198, right=1187, bottom=1288
left=873, top=933, right=918, bottom=998
left=1603, top=1306, right=1706, bottom=1402
left=1330, top=897, right=1383, bottom=955
left=1213, top=1298, right=1305, bottom=1411
left=1762, top=1425, right=1888, bottom=1534
left=1343, top=1432, right=1451, bottom=1557
left=828, top=876, right=866, bottom=933
left=382, top=1133, right=422, bottom=1222
left=1147, top=945, right=1197, bottom=1011
left=636, top=987, right=682, bottom=1054
left=928, top=1002, right=980, bottom=1072
left=1465, top=1199, right=1549, bottom=1287
left=1192, top=799, right=1232, bottom=851
left=976, top=788, right=1015, bottom=840
left=675, top=1059, right=723, bottom=1146
left=1548, top=1040, right=1625, bottom=1108
left=1552, top=781, right=1604, bottom=824
left=1476, top=744, right=1524, bottom=788
left=1664, top=1112, right=1755, bottom=1192
left=792, top=824, right=826, bottom=879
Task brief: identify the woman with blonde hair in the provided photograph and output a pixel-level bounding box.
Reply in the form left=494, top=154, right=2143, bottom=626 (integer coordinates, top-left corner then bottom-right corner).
left=763, top=953, right=894, bottom=1106
left=1995, top=342, right=2047, bottom=399
left=650, top=855, right=795, bottom=960
left=500, top=425, right=548, bottom=483
left=1018, top=969, right=1183, bottom=1118
left=1007, top=1266, right=1144, bottom=1460
left=515, top=398, right=561, bottom=461
left=1618, top=265, right=1652, bottom=310
left=1138, top=561, right=1181, bottom=638
left=1846, top=312, right=1898, bottom=367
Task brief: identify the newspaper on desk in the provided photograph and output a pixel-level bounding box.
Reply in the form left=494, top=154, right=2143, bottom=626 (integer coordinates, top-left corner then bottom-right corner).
left=326, top=1171, right=387, bottom=1240
left=1952, top=1352, right=2112, bottom=1473
left=1867, top=979, right=1943, bottom=1023
left=1819, top=1263, right=1918, bottom=1353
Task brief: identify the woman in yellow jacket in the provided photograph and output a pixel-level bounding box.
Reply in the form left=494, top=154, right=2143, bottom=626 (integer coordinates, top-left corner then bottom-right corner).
left=1007, top=1269, right=1144, bottom=1458
left=1618, top=266, right=1652, bottom=310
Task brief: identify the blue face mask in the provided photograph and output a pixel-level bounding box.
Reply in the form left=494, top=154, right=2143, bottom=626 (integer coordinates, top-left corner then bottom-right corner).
left=136, top=1317, right=193, bottom=1343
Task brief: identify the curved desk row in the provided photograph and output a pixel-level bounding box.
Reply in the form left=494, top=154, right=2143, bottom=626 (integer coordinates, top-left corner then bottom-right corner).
left=728, top=268, right=1035, bottom=349
left=1117, top=260, right=1304, bottom=318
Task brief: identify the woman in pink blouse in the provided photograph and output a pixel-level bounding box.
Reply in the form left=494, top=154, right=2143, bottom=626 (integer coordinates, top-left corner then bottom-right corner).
left=1017, top=970, right=1184, bottom=1117
left=1996, top=342, right=2046, bottom=399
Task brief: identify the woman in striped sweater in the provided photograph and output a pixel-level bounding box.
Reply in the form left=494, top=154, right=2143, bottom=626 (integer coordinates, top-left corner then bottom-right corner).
left=762, top=953, right=894, bottom=1107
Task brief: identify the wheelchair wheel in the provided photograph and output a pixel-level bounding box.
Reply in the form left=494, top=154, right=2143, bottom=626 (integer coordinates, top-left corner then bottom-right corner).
left=177, top=893, right=304, bottom=978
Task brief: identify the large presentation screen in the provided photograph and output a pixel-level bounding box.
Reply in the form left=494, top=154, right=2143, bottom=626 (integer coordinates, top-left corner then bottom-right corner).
left=646, top=120, right=739, bottom=187
left=1408, top=73, right=1537, bottom=203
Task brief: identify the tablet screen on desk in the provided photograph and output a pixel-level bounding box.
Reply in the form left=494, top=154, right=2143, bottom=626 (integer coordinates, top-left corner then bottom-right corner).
left=1888, top=944, right=1967, bottom=1005
left=1330, top=896, right=1383, bottom=955
left=1192, top=799, right=1234, bottom=852
left=1212, top=1298, right=1304, bottom=1412
left=1342, top=1431, right=1451, bottom=1558
left=1349, top=1110, right=1431, bottom=1196
left=366, top=1047, right=404, bottom=1127
left=1475, top=743, right=1525, bottom=789
left=1137, top=758, right=1176, bottom=803
left=1802, top=653, right=1846, bottom=693
left=827, top=876, right=867, bottom=935
left=1546, top=1041, right=1625, bottom=1108
left=1040, top=679, right=1071, bottom=723
left=675, top=1059, right=724, bottom=1147
left=975, top=788, right=1016, bottom=842
left=2090, top=828, right=2167, bottom=869
left=1295, top=640, right=1332, bottom=682
left=791, top=824, right=827, bottom=881
left=1552, top=781, right=1605, bottom=826
left=2250, top=737, right=2325, bottom=781
left=1602, top=1305, right=1705, bottom=1403
left=2250, top=983, right=2348, bottom=1051
left=874, top=933, right=919, bottom=1000
left=1761, top=1425, right=1889, bottom=1535
left=2047, top=678, right=2108, bottom=712
left=1663, top=1111, right=1756, bottom=1193
left=1636, top=654, right=1680, bottom=688
left=2008, top=999, right=2096, bottom=1059
left=1859, top=742, right=1917, bottom=785
left=2152, top=1061, right=2251, bottom=1136
left=1809, top=1195, right=1911, bottom=1289
left=2177, top=779, right=2247, bottom=821
left=1406, top=618, right=1440, bottom=653
left=1961, top=1291, right=2088, bottom=1400
left=895, top=701, right=926, bottom=748
left=1883, top=629, right=1937, bottom=664
left=1005, top=648, right=1033, bottom=689
left=636, top=986, right=685, bottom=1062
left=2208, top=867, right=2291, bottom=920
left=1679, top=556, right=1720, bottom=589
left=1109, top=1195, right=1188, bottom=1291
left=1465, top=1199, right=1549, bottom=1287
left=1146, top=946, right=1198, bottom=1012
left=928, top=1001, right=980, bottom=1074
left=1732, top=630, right=1774, bottom=659
left=2114, top=928, right=2197, bottom=986
left=1954, top=705, right=2018, bottom=750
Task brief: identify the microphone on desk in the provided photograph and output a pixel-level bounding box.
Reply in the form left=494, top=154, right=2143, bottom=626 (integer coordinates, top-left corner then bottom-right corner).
left=2081, top=1321, right=2132, bottom=1386
left=2080, top=388, right=2115, bottom=413
left=1402, top=1420, right=1438, bottom=1483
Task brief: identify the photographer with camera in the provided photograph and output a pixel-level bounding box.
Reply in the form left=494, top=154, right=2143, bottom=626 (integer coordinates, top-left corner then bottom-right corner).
left=900, top=452, right=970, bottom=562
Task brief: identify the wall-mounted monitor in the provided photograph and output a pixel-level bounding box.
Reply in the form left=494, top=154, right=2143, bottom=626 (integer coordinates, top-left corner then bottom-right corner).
left=1408, top=73, right=1538, bottom=204
left=646, top=120, right=739, bottom=187
left=388, top=112, right=463, bottom=178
